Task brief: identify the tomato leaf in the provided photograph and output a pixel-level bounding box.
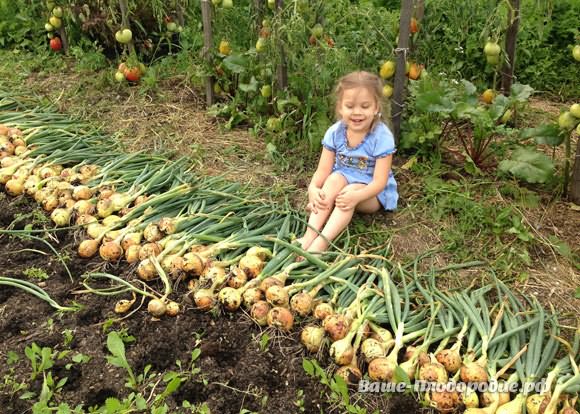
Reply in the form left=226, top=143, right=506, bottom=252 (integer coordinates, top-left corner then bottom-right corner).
left=510, top=83, right=534, bottom=101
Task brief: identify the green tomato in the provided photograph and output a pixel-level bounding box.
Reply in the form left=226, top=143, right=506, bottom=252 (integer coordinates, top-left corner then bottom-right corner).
left=166, top=22, right=177, bottom=32
left=256, top=37, right=267, bottom=52
left=484, top=41, right=501, bottom=56
left=558, top=111, right=577, bottom=131
left=114, top=71, right=125, bottom=82
left=45, top=22, right=54, bottom=32
left=48, top=16, right=62, bottom=29
left=267, top=0, right=276, bottom=9
left=51, top=6, right=63, bottom=18
left=570, top=103, right=580, bottom=118
left=222, top=0, right=233, bottom=8
left=573, top=45, right=580, bottom=62
left=311, top=24, right=323, bottom=38
left=266, top=117, right=281, bottom=132
left=211, top=0, right=221, bottom=5
left=46, top=0, right=56, bottom=10
left=260, top=85, right=272, bottom=98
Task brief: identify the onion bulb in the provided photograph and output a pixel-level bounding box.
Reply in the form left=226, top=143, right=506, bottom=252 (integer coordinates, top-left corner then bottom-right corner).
left=182, top=252, right=205, bottom=275
left=50, top=208, right=72, bottom=226
left=239, top=254, right=265, bottom=279
left=96, top=198, right=114, bottom=218
left=313, top=302, right=334, bottom=321
left=265, top=285, right=289, bottom=307
left=361, top=338, right=386, bottom=363
left=323, top=314, right=351, bottom=341
left=495, top=394, right=524, bottom=414
left=87, top=222, right=106, bottom=239
left=24, top=175, right=40, bottom=195
left=5, top=178, right=25, bottom=196
left=460, top=362, right=489, bottom=384
left=165, top=301, right=180, bottom=317
left=367, top=356, right=396, bottom=381
left=193, top=288, right=216, bottom=311
left=526, top=395, right=546, bottom=414
left=137, top=259, right=158, bottom=281
left=101, top=215, right=121, bottom=227
left=42, top=194, right=59, bottom=212
left=427, top=391, right=460, bottom=413
left=419, top=360, right=449, bottom=384
left=259, top=274, right=285, bottom=292
left=139, top=242, right=162, bottom=260
left=114, top=296, right=136, bottom=314
left=227, top=266, right=247, bottom=289
left=147, top=298, right=167, bottom=317
left=121, top=232, right=142, bottom=251
left=143, top=223, right=162, bottom=242
left=290, top=284, right=322, bottom=317
left=99, top=241, right=123, bottom=262
left=109, top=192, right=131, bottom=211
left=267, top=306, right=294, bottom=331
left=218, top=287, right=242, bottom=311
left=78, top=239, right=100, bottom=258
left=76, top=214, right=97, bottom=226
left=73, top=199, right=95, bottom=215
left=335, top=365, right=362, bottom=385
left=243, top=287, right=263, bottom=308
left=134, top=195, right=148, bottom=206
left=124, top=244, right=141, bottom=263
left=329, top=336, right=355, bottom=366
left=461, top=387, right=480, bottom=408
left=72, top=185, right=93, bottom=200
left=482, top=387, right=511, bottom=407
left=250, top=300, right=270, bottom=326
left=157, top=217, right=175, bottom=233
left=436, top=348, right=462, bottom=374
left=300, top=325, right=325, bottom=353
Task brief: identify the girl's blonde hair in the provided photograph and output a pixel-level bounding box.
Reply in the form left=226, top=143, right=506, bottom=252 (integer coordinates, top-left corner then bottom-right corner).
left=334, top=71, right=384, bottom=130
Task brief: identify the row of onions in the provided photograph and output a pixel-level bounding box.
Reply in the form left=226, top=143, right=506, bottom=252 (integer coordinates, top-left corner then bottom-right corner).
left=0, top=93, right=578, bottom=414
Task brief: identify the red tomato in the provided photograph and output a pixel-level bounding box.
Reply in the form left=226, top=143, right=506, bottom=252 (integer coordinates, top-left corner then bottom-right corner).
left=410, top=18, right=419, bottom=34
left=124, top=67, right=141, bottom=82
left=50, top=37, right=62, bottom=51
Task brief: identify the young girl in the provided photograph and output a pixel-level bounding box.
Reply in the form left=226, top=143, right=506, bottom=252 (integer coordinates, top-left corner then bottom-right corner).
left=297, top=71, right=398, bottom=253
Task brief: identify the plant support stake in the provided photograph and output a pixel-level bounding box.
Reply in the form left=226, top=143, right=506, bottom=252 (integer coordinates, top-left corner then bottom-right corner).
left=392, top=0, right=413, bottom=145
left=201, top=0, right=215, bottom=106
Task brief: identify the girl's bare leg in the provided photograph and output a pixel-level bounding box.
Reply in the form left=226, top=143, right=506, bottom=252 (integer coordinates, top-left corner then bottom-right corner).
left=298, top=173, right=347, bottom=250
left=307, top=184, right=381, bottom=252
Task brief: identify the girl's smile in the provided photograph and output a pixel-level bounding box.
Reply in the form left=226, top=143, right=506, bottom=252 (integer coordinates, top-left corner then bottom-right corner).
left=338, top=86, right=378, bottom=137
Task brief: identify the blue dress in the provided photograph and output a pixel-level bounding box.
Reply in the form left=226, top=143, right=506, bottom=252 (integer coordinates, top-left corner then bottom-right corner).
left=321, top=121, right=398, bottom=211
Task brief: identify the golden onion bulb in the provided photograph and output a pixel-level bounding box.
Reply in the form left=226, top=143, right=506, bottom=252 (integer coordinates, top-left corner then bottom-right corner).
left=290, top=291, right=315, bottom=317
left=76, top=214, right=97, bottom=226
left=50, top=208, right=72, bottom=226
left=461, top=387, right=480, bottom=409
left=259, top=275, right=284, bottom=292
left=139, top=242, right=162, bottom=260
left=73, top=199, right=95, bottom=215
left=313, top=302, right=334, bottom=320
left=428, top=391, right=460, bottom=413
left=267, top=306, right=294, bottom=331
left=121, top=232, right=142, bottom=251
left=124, top=244, right=141, bottom=263
left=147, top=299, right=167, bottom=317
left=143, top=223, right=162, bottom=242
left=245, top=246, right=272, bottom=260
left=72, top=185, right=93, bottom=200
left=239, top=254, right=265, bottom=279
left=193, top=288, right=216, bottom=311
left=5, top=178, right=25, bottom=196
left=78, top=239, right=100, bottom=258
left=361, top=338, right=386, bottom=363
left=99, top=241, right=123, bottom=262
left=367, top=357, right=396, bottom=382
left=137, top=259, right=158, bottom=281
left=182, top=252, right=205, bottom=275
left=460, top=362, right=489, bottom=384
left=419, top=361, right=449, bottom=384
left=435, top=348, right=462, bottom=374
left=218, top=287, right=242, bottom=311
left=86, top=222, right=106, bottom=239
left=165, top=301, right=180, bottom=317
left=227, top=266, right=247, bottom=289
left=243, top=287, right=264, bottom=309
left=300, top=325, right=325, bottom=353
left=265, top=285, right=289, bottom=307
left=250, top=300, right=270, bottom=326
left=329, top=336, right=355, bottom=366
left=323, top=314, right=351, bottom=341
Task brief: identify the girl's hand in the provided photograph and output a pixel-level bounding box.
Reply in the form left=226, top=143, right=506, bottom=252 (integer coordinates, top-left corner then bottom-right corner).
left=335, top=188, right=360, bottom=211
left=308, top=186, right=328, bottom=213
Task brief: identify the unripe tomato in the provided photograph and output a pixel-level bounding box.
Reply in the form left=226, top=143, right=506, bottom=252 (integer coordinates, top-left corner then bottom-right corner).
left=311, top=24, right=323, bottom=38
left=500, top=109, right=512, bottom=124
left=118, top=62, right=127, bottom=73
left=256, top=37, right=267, bottom=52
left=167, top=22, right=177, bottom=32
left=49, top=16, right=62, bottom=29
left=260, top=85, right=272, bottom=98
left=484, top=41, right=501, bottom=56
left=266, top=117, right=281, bottom=132
left=382, top=84, right=393, bottom=98
left=49, top=37, right=62, bottom=51
left=558, top=112, right=576, bottom=131
left=408, top=63, right=422, bottom=80
left=52, top=6, right=63, bottom=18
left=573, top=45, right=580, bottom=62
left=486, top=54, right=500, bottom=65
left=222, top=0, right=233, bottom=8
left=114, top=71, right=125, bottom=82
left=45, top=22, right=54, bottom=32
left=379, top=61, right=396, bottom=79
left=211, top=0, right=221, bottom=5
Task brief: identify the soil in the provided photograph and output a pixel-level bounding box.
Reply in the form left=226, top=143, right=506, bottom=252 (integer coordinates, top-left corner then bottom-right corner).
left=0, top=193, right=423, bottom=414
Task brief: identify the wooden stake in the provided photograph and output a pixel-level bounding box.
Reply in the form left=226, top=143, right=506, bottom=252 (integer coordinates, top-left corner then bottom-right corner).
left=275, top=0, right=288, bottom=90
left=392, top=0, right=413, bottom=146
left=569, top=138, right=580, bottom=204
left=501, top=0, right=520, bottom=94
left=201, top=0, right=215, bottom=106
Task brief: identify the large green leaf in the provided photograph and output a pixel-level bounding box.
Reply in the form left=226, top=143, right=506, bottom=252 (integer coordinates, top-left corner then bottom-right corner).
left=510, top=83, right=534, bottom=101
left=222, top=54, right=249, bottom=74
left=520, top=124, right=565, bottom=146
left=499, top=147, right=554, bottom=183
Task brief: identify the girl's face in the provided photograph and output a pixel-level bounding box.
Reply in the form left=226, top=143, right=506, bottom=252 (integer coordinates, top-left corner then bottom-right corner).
left=338, top=86, right=378, bottom=134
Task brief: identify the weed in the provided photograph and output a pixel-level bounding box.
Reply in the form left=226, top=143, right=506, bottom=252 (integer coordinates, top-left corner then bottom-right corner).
left=23, top=267, right=50, bottom=281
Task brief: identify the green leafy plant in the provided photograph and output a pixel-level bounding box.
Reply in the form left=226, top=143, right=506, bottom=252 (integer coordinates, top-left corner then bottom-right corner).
left=106, top=331, right=138, bottom=389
